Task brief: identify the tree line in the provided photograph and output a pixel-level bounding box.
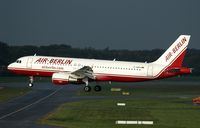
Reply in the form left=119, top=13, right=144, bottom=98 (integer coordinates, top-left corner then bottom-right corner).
left=1, top=41, right=200, bottom=76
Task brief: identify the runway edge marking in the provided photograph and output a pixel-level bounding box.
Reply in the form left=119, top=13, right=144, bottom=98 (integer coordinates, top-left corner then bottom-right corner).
left=0, top=87, right=63, bottom=120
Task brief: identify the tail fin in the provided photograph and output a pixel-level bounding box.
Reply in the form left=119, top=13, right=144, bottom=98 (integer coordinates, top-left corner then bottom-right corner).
left=153, top=35, right=191, bottom=68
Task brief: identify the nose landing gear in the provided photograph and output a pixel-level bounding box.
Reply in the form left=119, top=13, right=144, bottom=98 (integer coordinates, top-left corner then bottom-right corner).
left=29, top=76, right=34, bottom=87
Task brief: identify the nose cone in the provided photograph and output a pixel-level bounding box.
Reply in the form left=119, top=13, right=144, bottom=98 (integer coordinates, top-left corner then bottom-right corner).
left=7, top=63, right=14, bottom=71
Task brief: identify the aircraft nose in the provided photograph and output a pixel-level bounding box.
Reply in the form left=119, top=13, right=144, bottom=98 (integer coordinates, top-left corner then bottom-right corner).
left=7, top=63, right=14, bottom=70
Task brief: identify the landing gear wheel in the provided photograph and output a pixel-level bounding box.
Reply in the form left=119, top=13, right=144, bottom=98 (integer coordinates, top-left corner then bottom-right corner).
left=29, top=76, right=34, bottom=87
left=84, top=86, right=91, bottom=92
left=94, top=85, right=101, bottom=92
left=29, top=83, right=33, bottom=87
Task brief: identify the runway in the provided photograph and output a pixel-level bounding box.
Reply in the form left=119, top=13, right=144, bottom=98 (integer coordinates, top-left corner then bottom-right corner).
left=0, top=82, right=125, bottom=128
left=0, top=82, right=84, bottom=128
left=0, top=80, right=199, bottom=127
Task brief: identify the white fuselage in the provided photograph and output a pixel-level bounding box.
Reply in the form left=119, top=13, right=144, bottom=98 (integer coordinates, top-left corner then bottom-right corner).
left=7, top=35, right=191, bottom=84
left=8, top=55, right=165, bottom=82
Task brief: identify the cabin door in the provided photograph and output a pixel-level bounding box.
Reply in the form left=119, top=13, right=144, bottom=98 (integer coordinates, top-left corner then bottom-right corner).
left=147, top=65, right=153, bottom=77
left=27, top=57, right=33, bottom=69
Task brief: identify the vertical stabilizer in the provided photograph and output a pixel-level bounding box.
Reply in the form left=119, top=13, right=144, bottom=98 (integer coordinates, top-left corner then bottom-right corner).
left=153, top=35, right=190, bottom=68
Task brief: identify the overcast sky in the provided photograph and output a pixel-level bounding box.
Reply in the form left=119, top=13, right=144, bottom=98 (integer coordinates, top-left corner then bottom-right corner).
left=0, top=0, right=199, bottom=50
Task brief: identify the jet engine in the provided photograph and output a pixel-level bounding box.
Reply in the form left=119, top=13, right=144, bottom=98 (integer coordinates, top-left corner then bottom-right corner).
left=52, top=72, right=79, bottom=85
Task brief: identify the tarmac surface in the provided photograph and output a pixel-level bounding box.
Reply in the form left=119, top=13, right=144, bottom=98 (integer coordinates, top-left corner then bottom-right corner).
left=0, top=82, right=87, bottom=128
left=0, top=80, right=199, bottom=128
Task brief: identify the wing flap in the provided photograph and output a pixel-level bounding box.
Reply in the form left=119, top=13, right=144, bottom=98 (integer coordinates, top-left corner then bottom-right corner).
left=71, top=66, right=95, bottom=79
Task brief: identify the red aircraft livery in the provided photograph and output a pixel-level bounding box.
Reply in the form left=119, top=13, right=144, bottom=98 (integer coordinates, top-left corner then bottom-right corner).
left=34, top=58, right=73, bottom=65
left=165, top=37, right=187, bottom=62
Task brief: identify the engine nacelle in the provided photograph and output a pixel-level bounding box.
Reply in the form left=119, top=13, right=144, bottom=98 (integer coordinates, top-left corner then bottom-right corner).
left=52, top=72, right=78, bottom=85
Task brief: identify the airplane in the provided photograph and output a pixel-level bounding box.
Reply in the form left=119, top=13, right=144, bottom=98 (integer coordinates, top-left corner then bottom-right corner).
left=7, top=35, right=192, bottom=92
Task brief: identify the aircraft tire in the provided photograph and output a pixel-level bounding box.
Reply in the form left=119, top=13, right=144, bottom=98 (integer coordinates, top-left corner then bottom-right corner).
left=94, top=85, right=101, bottom=92
left=29, top=83, right=33, bottom=87
left=84, top=86, right=91, bottom=92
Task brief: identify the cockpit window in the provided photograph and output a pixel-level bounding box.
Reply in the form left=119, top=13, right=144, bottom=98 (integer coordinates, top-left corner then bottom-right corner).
left=16, top=60, right=22, bottom=63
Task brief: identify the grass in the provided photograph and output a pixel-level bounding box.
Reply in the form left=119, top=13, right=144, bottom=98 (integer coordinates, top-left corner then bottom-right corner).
left=40, top=98, right=200, bottom=128
left=0, top=87, right=31, bottom=102
left=0, top=76, right=33, bottom=102
left=40, top=77, right=200, bottom=128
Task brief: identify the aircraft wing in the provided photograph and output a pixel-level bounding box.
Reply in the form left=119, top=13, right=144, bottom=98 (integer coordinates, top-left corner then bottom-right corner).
left=71, top=66, right=95, bottom=79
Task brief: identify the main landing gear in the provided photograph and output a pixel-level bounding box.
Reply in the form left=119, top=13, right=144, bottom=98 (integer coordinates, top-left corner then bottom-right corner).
left=94, top=85, right=101, bottom=92
left=82, top=78, right=101, bottom=92
left=28, top=76, right=34, bottom=87
left=83, top=85, right=102, bottom=92
left=84, top=86, right=91, bottom=92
